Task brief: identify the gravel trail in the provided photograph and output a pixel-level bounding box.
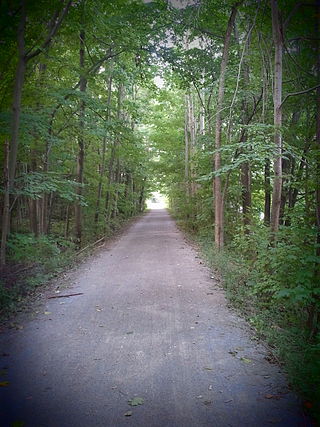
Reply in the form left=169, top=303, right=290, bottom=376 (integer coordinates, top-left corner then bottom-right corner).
left=0, top=209, right=309, bottom=426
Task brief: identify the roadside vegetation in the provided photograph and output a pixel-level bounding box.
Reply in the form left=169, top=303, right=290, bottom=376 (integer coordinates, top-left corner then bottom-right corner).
left=0, top=0, right=161, bottom=312
left=147, top=1, right=319, bottom=419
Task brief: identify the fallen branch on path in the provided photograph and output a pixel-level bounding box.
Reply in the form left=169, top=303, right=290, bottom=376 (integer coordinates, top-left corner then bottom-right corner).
left=48, top=292, right=84, bottom=299
left=75, top=236, right=106, bottom=256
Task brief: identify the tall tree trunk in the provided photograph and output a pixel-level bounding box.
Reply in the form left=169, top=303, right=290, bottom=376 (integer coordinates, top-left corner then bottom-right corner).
left=213, top=5, right=239, bottom=250
left=0, top=3, right=26, bottom=266
left=240, top=35, right=252, bottom=233
left=138, top=177, right=146, bottom=212
left=279, top=156, right=290, bottom=225
left=29, top=141, right=39, bottom=236
left=64, top=204, right=70, bottom=238
left=0, top=142, right=10, bottom=266
left=308, top=0, right=320, bottom=337
left=75, top=28, right=87, bottom=247
left=240, top=148, right=251, bottom=232
left=95, top=72, right=113, bottom=227
left=264, top=159, right=271, bottom=225
left=199, top=76, right=205, bottom=136
left=112, top=160, right=120, bottom=220
left=184, top=94, right=190, bottom=199
left=270, top=0, right=283, bottom=234
left=46, top=193, right=54, bottom=235
left=106, top=83, right=123, bottom=224
left=8, top=4, right=26, bottom=187
left=35, top=62, right=47, bottom=235
left=315, top=1, right=320, bottom=260
left=189, top=93, right=197, bottom=198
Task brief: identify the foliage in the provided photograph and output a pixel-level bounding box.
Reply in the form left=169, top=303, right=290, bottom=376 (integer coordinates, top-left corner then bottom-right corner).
left=7, top=233, right=72, bottom=264
left=195, top=229, right=320, bottom=420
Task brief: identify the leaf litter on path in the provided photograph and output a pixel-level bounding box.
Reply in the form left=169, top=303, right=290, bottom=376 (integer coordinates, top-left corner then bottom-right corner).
left=128, top=397, right=144, bottom=406
left=240, top=357, right=252, bottom=364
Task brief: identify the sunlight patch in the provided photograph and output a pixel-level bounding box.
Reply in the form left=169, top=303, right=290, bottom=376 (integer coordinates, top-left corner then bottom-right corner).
left=146, top=192, right=167, bottom=209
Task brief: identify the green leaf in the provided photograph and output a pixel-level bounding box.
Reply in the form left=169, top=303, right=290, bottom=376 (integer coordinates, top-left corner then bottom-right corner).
left=240, top=357, right=252, bottom=364
left=128, top=397, right=144, bottom=406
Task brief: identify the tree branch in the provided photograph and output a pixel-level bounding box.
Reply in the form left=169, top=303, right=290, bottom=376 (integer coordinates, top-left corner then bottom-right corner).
left=280, top=83, right=320, bottom=108
left=194, top=27, right=224, bottom=40
left=25, top=0, right=72, bottom=62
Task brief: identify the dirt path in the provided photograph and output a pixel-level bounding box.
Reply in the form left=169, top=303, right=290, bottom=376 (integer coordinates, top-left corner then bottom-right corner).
left=0, top=210, right=309, bottom=426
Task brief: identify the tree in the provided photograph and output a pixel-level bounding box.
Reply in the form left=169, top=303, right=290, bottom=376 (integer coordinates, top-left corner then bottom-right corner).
left=270, top=0, right=283, bottom=234
left=213, top=4, right=239, bottom=249
left=1, top=0, right=72, bottom=265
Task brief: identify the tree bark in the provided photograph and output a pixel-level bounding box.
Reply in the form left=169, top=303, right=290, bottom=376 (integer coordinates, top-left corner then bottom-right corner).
left=213, top=5, right=239, bottom=250
left=189, top=93, right=197, bottom=198
left=315, top=6, right=320, bottom=255
left=264, top=159, right=271, bottom=225
left=0, top=141, right=10, bottom=267
left=239, top=33, right=252, bottom=233
left=279, top=156, right=290, bottom=225
left=199, top=75, right=205, bottom=136
left=95, top=71, right=113, bottom=227
left=0, top=3, right=26, bottom=266
left=8, top=4, right=26, bottom=186
left=308, top=0, right=320, bottom=337
left=106, top=83, right=123, bottom=224
left=75, top=28, right=87, bottom=247
left=240, top=150, right=251, bottom=231
left=184, top=94, right=190, bottom=199
left=270, top=0, right=283, bottom=234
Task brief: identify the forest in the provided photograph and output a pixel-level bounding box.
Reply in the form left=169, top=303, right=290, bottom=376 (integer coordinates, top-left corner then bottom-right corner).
left=0, top=0, right=319, bottom=420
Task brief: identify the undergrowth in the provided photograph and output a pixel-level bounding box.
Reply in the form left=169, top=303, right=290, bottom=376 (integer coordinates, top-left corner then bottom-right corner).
left=0, top=233, right=76, bottom=317
left=181, top=222, right=320, bottom=422
left=0, top=215, right=137, bottom=319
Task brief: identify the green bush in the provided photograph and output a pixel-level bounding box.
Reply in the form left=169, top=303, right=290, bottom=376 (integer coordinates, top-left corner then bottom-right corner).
left=7, top=233, right=74, bottom=265
left=196, top=225, right=320, bottom=421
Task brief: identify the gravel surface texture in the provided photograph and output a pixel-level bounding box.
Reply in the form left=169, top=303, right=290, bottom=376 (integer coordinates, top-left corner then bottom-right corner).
left=0, top=209, right=310, bottom=426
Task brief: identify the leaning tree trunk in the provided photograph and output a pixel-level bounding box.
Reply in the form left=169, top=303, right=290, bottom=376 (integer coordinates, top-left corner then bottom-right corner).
left=75, top=29, right=87, bottom=247
left=270, top=0, right=283, bottom=234
left=213, top=5, right=239, bottom=250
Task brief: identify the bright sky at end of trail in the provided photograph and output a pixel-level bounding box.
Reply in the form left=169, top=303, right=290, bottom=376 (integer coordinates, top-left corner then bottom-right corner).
left=154, top=75, right=165, bottom=88
left=146, top=192, right=168, bottom=209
